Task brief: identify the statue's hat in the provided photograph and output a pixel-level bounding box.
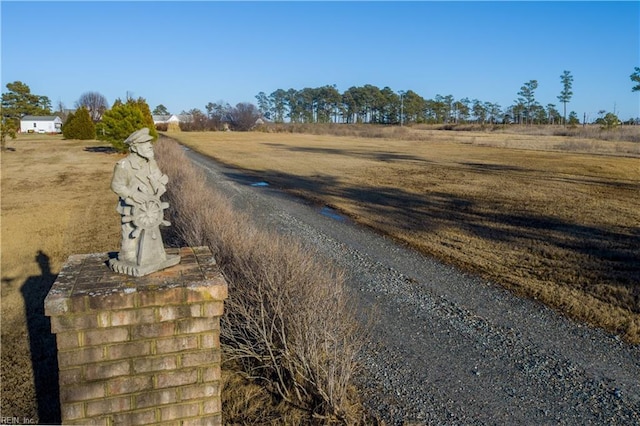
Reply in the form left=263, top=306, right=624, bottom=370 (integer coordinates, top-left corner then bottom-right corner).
left=124, top=128, right=154, bottom=145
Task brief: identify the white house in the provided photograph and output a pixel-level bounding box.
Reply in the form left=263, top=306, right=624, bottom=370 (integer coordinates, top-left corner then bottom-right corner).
left=20, top=115, right=63, bottom=133
left=152, top=114, right=192, bottom=125
left=152, top=114, right=171, bottom=124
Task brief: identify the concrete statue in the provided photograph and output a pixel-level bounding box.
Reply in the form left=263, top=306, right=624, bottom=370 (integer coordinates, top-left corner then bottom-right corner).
left=108, top=128, right=180, bottom=276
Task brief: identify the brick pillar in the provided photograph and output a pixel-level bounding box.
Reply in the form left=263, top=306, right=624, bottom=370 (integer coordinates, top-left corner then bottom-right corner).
left=44, top=247, right=227, bottom=426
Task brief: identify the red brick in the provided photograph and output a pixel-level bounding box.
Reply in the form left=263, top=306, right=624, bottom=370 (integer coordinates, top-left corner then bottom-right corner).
left=158, top=305, right=192, bottom=321
left=86, top=396, right=131, bottom=417
left=61, top=402, right=84, bottom=420
left=84, top=360, right=130, bottom=381
left=203, top=397, right=222, bottom=414
left=113, top=409, right=157, bottom=424
left=135, top=389, right=177, bottom=409
left=202, top=302, right=224, bottom=317
left=69, top=295, right=88, bottom=313
left=60, top=382, right=105, bottom=402
left=156, top=368, right=198, bottom=389
left=202, top=365, right=221, bottom=382
left=131, top=321, right=175, bottom=339
left=58, top=367, right=82, bottom=386
left=87, top=291, right=136, bottom=311
left=176, top=318, right=217, bottom=334
left=58, top=346, right=106, bottom=368
left=181, top=349, right=220, bottom=367
left=107, top=340, right=152, bottom=360
left=200, top=331, right=220, bottom=349
left=83, top=327, right=129, bottom=346
left=181, top=383, right=219, bottom=401
left=139, top=286, right=184, bottom=307
left=111, top=307, right=156, bottom=326
left=97, top=311, right=110, bottom=327
left=107, top=375, right=153, bottom=396
left=160, top=402, right=200, bottom=421
left=55, top=331, right=81, bottom=350
left=44, top=294, right=71, bottom=316
left=185, top=285, right=227, bottom=303
left=182, top=415, right=222, bottom=426
left=50, top=313, right=98, bottom=333
left=189, top=304, right=203, bottom=317
left=66, top=418, right=108, bottom=426
left=156, top=335, right=198, bottom=354
left=133, top=355, right=177, bottom=373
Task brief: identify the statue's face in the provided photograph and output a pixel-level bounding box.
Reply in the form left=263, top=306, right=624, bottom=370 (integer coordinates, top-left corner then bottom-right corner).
left=134, top=142, right=154, bottom=160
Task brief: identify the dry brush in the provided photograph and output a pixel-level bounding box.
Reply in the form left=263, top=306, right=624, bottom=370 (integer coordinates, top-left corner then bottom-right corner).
left=154, top=138, right=364, bottom=423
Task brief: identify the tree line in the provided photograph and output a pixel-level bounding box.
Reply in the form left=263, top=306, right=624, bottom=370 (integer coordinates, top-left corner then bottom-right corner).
left=253, top=76, right=578, bottom=126
left=254, top=70, right=639, bottom=127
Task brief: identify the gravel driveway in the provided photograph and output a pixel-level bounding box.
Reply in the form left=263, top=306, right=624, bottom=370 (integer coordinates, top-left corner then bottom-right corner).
left=183, top=146, right=639, bottom=425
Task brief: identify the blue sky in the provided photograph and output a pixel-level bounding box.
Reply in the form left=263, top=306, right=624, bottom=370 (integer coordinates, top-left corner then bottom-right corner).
left=2, top=1, right=639, bottom=121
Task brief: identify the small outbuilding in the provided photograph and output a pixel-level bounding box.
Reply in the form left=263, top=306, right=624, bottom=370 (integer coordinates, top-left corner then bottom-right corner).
left=20, top=115, right=63, bottom=133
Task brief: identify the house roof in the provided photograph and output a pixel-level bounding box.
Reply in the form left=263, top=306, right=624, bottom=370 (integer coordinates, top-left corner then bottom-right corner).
left=153, top=114, right=194, bottom=123
left=21, top=115, right=61, bottom=121
left=174, top=114, right=193, bottom=122
left=153, top=114, right=171, bottom=122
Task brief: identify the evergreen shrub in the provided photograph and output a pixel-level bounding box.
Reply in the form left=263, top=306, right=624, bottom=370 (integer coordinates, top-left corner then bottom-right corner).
left=62, top=107, right=95, bottom=140
left=96, top=98, right=158, bottom=152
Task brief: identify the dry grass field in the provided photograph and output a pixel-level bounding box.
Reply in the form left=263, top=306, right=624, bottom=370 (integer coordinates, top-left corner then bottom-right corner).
left=1, top=134, right=120, bottom=422
left=168, top=129, right=640, bottom=343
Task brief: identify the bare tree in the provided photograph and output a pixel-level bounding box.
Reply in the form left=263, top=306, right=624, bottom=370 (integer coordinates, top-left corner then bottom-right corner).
left=227, top=102, right=261, bottom=131
left=75, top=91, right=109, bottom=122
left=188, top=108, right=208, bottom=131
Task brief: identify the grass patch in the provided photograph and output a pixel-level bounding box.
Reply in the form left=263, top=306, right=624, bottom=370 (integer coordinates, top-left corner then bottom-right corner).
left=1, top=134, right=121, bottom=422
left=166, top=129, right=640, bottom=343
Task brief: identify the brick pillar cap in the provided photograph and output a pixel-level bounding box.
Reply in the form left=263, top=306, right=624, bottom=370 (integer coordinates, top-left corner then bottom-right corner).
left=45, top=247, right=227, bottom=316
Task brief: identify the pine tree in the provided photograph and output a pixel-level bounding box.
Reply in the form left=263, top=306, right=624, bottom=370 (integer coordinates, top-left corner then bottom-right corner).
left=517, top=80, right=538, bottom=125
left=128, top=97, right=158, bottom=139
left=557, top=71, right=574, bottom=127
left=1, top=81, right=52, bottom=121
left=96, top=101, right=149, bottom=152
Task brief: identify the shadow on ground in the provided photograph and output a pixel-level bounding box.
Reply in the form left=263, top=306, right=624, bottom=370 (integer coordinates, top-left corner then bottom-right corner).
left=84, top=146, right=119, bottom=154
left=220, top=165, right=640, bottom=314
left=20, top=251, right=61, bottom=424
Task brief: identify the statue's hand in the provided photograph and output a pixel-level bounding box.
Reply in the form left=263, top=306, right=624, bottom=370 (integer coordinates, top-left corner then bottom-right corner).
left=125, top=192, right=145, bottom=205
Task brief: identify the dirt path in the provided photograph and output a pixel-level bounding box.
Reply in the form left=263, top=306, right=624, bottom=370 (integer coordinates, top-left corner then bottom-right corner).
left=183, top=145, right=640, bottom=424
